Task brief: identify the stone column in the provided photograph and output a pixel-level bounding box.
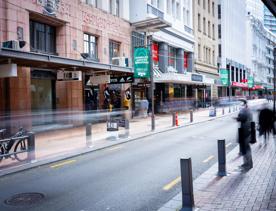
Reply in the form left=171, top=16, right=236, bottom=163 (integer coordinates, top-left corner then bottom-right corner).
left=158, top=42, right=168, bottom=73
left=187, top=52, right=194, bottom=72
left=176, top=48, right=184, bottom=74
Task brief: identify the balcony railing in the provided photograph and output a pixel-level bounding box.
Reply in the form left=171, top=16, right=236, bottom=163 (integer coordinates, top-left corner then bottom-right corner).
left=184, top=25, right=193, bottom=34
left=147, top=4, right=164, bottom=19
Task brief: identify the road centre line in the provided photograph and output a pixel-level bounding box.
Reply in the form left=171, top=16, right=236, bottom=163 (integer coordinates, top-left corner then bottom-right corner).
left=107, top=146, right=123, bottom=151
left=50, top=160, right=76, bottom=168
left=163, top=176, right=181, bottom=191
left=226, top=142, right=232, bottom=148
left=202, top=155, right=215, bottom=163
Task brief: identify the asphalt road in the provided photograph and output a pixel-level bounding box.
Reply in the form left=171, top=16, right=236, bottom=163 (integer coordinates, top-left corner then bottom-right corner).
left=0, top=111, right=257, bottom=211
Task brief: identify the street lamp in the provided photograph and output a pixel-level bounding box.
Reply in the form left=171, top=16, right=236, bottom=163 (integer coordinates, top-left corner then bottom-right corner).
left=132, top=18, right=171, bottom=131
left=273, top=47, right=276, bottom=115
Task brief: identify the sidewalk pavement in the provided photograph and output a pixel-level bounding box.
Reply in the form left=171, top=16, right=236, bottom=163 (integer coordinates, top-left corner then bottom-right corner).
left=158, top=132, right=276, bottom=211
left=0, top=99, right=266, bottom=176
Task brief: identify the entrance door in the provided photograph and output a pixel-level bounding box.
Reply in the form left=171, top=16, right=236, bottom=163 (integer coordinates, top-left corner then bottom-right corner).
left=31, top=79, right=54, bottom=111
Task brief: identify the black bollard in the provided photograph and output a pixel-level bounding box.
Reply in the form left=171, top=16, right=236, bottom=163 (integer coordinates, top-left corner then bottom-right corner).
left=190, top=110, right=193, bottom=123
left=27, top=132, right=35, bottom=161
left=250, top=122, right=256, bottom=144
left=172, top=112, right=176, bottom=127
left=86, top=123, right=92, bottom=147
left=222, top=107, right=225, bottom=115
left=125, top=119, right=130, bottom=137
left=180, top=158, right=194, bottom=210
left=217, top=139, right=227, bottom=176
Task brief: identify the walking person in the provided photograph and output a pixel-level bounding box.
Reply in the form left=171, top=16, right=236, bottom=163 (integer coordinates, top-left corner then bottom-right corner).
left=258, top=106, right=274, bottom=145
left=236, top=99, right=253, bottom=171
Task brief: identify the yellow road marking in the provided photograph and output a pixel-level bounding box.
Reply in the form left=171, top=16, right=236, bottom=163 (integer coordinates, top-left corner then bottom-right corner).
left=163, top=176, right=181, bottom=191
left=51, top=160, right=76, bottom=168
left=203, top=155, right=215, bottom=163
left=107, top=146, right=123, bottom=151
left=226, top=142, right=232, bottom=148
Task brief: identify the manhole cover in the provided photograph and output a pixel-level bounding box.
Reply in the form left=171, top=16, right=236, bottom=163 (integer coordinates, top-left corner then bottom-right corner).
left=4, top=193, right=44, bottom=206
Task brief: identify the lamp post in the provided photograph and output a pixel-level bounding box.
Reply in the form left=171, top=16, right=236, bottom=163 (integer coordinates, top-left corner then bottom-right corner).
left=273, top=47, right=276, bottom=115
left=148, top=35, right=155, bottom=131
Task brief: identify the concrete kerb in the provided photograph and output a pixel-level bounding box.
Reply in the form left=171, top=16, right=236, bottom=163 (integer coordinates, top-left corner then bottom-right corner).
left=0, top=101, right=265, bottom=177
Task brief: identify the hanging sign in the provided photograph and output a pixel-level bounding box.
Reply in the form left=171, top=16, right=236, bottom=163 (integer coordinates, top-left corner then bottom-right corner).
left=219, top=69, right=229, bottom=86
left=247, top=76, right=254, bottom=88
left=134, top=47, right=150, bottom=78
left=152, top=43, right=159, bottom=62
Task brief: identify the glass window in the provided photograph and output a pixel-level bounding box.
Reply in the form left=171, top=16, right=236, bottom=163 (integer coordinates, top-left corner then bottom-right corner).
left=84, top=33, right=97, bottom=60
left=208, top=21, right=211, bottom=37
left=198, top=14, right=201, bottom=31
left=85, top=0, right=97, bottom=7
left=218, top=4, right=221, bottom=19
left=168, top=46, right=176, bottom=68
left=212, top=24, right=215, bottom=39
left=198, top=44, right=201, bottom=60
left=30, top=20, right=56, bottom=54
left=212, top=2, right=215, bottom=16
left=203, top=17, right=206, bottom=34
left=109, top=40, right=120, bottom=64
left=109, top=0, right=119, bottom=16
left=208, top=0, right=210, bottom=13
left=218, top=24, right=221, bottom=39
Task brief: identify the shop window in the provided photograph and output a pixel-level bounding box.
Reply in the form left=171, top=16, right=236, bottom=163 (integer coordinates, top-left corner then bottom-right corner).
left=84, top=33, right=98, bottom=60
left=168, top=46, right=176, bottom=69
left=109, top=40, right=120, bottom=64
left=30, top=20, right=56, bottom=54
left=109, top=0, right=119, bottom=16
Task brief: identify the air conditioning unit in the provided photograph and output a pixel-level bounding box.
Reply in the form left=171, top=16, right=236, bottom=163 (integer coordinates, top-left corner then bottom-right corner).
left=2, top=40, right=19, bottom=49
left=111, top=57, right=129, bottom=67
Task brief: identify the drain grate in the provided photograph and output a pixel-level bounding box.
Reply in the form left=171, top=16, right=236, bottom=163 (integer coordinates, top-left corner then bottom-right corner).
left=4, top=193, right=44, bottom=206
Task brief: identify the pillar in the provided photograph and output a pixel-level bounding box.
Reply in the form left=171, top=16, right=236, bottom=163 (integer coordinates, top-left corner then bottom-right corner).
left=176, top=48, right=184, bottom=73
left=158, top=42, right=168, bottom=73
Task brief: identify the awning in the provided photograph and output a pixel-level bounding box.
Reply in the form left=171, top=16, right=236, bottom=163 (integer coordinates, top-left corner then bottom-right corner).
left=0, top=48, right=133, bottom=75
left=153, top=70, right=214, bottom=85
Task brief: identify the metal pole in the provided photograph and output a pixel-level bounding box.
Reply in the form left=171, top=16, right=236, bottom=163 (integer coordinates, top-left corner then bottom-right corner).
left=86, top=123, right=92, bottom=147
left=27, top=132, right=35, bottom=161
left=172, top=112, right=176, bottom=127
left=149, top=35, right=155, bottom=131
left=180, top=158, right=194, bottom=210
left=273, top=48, right=276, bottom=116
left=190, top=110, right=193, bottom=123
left=217, top=139, right=227, bottom=176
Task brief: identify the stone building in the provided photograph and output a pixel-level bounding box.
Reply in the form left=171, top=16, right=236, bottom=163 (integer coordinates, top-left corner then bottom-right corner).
left=0, top=0, right=132, bottom=131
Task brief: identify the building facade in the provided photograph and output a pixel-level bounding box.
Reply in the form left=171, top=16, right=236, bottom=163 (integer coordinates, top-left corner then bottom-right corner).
left=218, top=0, right=249, bottom=98
left=0, top=0, right=132, bottom=132
left=264, top=5, right=276, bottom=34
left=193, top=0, right=219, bottom=105
left=130, top=0, right=215, bottom=112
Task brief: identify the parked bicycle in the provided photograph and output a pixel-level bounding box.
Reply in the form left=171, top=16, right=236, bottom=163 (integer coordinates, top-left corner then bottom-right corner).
left=0, top=127, right=29, bottom=162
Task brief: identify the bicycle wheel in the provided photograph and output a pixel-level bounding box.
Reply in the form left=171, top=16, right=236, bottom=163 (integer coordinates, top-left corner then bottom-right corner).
left=0, top=144, right=4, bottom=162
left=14, top=138, right=28, bottom=162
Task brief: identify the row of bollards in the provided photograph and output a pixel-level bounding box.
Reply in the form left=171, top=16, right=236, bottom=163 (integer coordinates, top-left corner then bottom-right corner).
left=172, top=111, right=194, bottom=127
left=179, top=138, right=228, bottom=210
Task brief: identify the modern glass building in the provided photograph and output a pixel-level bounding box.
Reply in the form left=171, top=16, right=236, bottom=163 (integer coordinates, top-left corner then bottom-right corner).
left=264, top=6, right=276, bottom=34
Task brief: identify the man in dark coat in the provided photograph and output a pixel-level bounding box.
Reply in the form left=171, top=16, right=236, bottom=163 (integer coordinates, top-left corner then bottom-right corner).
left=258, top=107, right=274, bottom=144
left=236, top=100, right=253, bottom=170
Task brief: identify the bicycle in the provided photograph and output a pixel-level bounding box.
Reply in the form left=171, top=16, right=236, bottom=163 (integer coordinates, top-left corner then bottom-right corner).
left=0, top=127, right=29, bottom=162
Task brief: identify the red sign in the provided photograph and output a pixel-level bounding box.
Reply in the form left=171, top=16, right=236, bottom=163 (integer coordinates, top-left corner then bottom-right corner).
left=152, top=43, right=159, bottom=62
left=232, top=82, right=248, bottom=88
left=184, top=52, right=188, bottom=68
left=251, top=85, right=263, bottom=90
left=241, top=79, right=248, bottom=83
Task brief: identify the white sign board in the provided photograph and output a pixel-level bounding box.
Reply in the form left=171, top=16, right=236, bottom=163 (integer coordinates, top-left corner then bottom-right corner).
left=90, top=75, right=110, bottom=85
left=0, top=64, right=17, bottom=78
left=57, top=71, right=82, bottom=81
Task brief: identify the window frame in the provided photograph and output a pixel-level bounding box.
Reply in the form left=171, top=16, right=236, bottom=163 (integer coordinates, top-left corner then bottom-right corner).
left=83, top=33, right=98, bottom=60
left=109, top=40, right=120, bottom=64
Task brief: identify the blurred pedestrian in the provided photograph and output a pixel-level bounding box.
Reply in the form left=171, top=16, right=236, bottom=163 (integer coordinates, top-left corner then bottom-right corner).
left=258, top=106, right=274, bottom=144
left=236, top=99, right=253, bottom=170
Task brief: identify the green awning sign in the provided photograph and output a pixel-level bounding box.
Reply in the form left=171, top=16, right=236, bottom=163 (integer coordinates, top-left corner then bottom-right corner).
left=248, top=76, right=254, bottom=88
left=134, top=48, right=150, bottom=78
left=219, top=69, right=229, bottom=86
